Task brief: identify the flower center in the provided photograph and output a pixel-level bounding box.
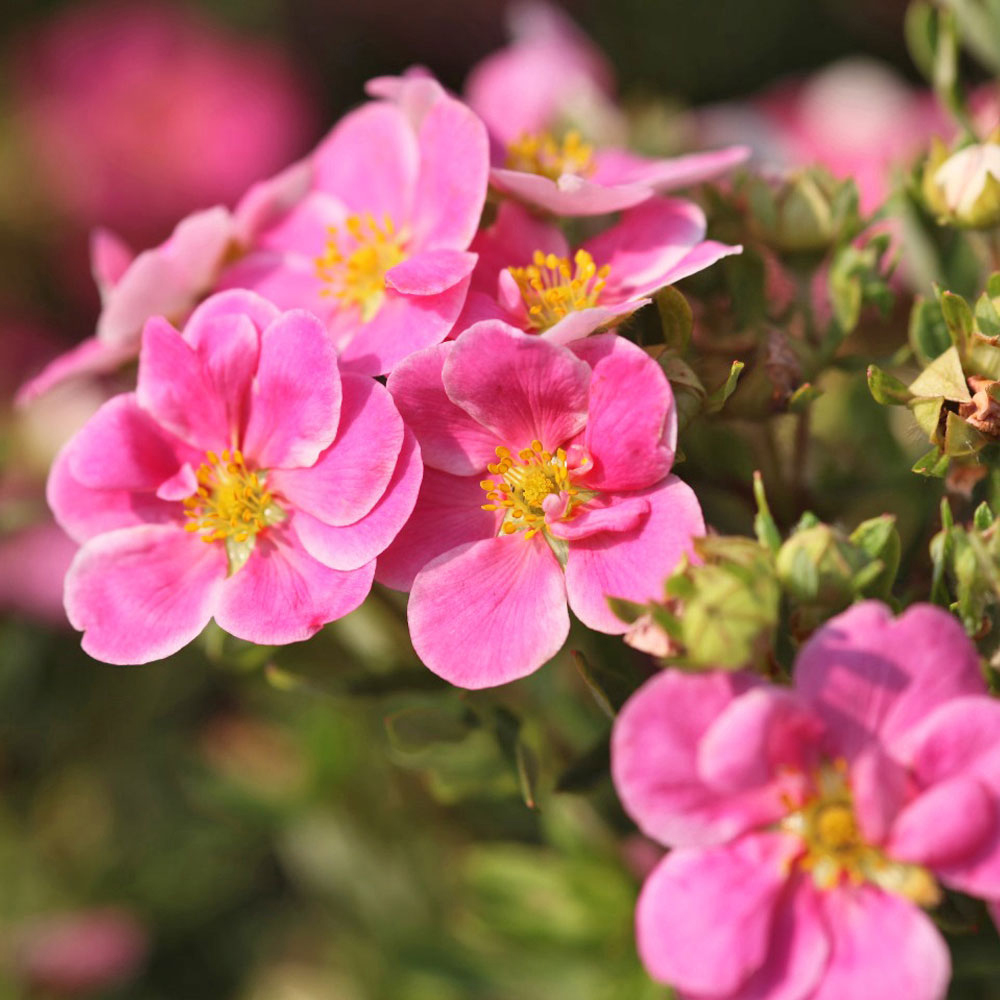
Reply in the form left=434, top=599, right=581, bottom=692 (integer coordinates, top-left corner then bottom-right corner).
left=508, top=250, right=611, bottom=331
left=315, top=213, right=408, bottom=322
left=183, top=449, right=285, bottom=572
left=781, top=762, right=939, bottom=906
left=480, top=442, right=587, bottom=539
left=504, top=129, right=595, bottom=181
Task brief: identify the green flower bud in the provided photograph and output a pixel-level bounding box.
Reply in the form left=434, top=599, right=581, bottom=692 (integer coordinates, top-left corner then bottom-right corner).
left=775, top=524, right=867, bottom=609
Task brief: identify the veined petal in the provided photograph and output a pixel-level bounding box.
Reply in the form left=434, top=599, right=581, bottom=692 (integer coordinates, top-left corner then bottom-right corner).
left=386, top=250, right=478, bottom=296
left=489, top=167, right=653, bottom=216
left=408, top=535, right=567, bottom=687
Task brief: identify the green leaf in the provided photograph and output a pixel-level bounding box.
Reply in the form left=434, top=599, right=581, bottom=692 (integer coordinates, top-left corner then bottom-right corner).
left=605, top=595, right=646, bottom=625
left=909, top=345, right=971, bottom=401
left=867, top=364, right=914, bottom=405
left=704, top=360, right=745, bottom=413
left=987, top=272, right=1000, bottom=299
left=515, top=739, right=541, bottom=810
left=912, top=447, right=950, bottom=477
left=974, top=501, right=996, bottom=530
left=655, top=285, right=694, bottom=352
left=753, top=471, right=782, bottom=553
left=940, top=290, right=975, bottom=348
left=909, top=298, right=952, bottom=365
left=905, top=1, right=937, bottom=79
left=910, top=396, right=945, bottom=440
left=944, top=409, right=987, bottom=457
left=976, top=292, right=1000, bottom=339
left=788, top=382, right=822, bottom=412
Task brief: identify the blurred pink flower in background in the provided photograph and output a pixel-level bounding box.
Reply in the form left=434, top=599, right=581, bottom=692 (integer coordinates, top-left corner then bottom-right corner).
left=10, top=908, right=148, bottom=995
left=12, top=0, right=316, bottom=245
left=700, top=58, right=950, bottom=214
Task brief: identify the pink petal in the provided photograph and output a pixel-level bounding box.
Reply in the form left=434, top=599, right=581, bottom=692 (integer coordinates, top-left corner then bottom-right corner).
left=697, top=687, right=824, bottom=794
left=611, top=670, right=773, bottom=848
left=888, top=777, right=997, bottom=872
left=572, top=333, right=677, bottom=492
left=593, top=145, right=751, bottom=190
left=336, top=280, right=471, bottom=377
left=295, top=427, right=422, bottom=572
left=907, top=697, right=1000, bottom=791
left=375, top=468, right=496, bottom=591
left=96, top=206, right=234, bottom=346
left=582, top=197, right=707, bottom=297
left=810, top=887, right=950, bottom=1000
left=738, top=878, right=831, bottom=1000
left=564, top=475, right=703, bottom=634
left=16, top=337, right=138, bottom=406
left=90, top=228, right=134, bottom=295
left=388, top=342, right=501, bottom=475
left=546, top=494, right=649, bottom=541
left=269, top=374, right=402, bottom=526
left=386, top=250, right=478, bottom=295
left=247, top=190, right=346, bottom=257
left=233, top=158, right=313, bottom=246
left=540, top=302, right=646, bottom=345
left=215, top=251, right=326, bottom=318
left=410, top=93, right=490, bottom=251
left=489, top=167, right=654, bottom=217
left=136, top=317, right=228, bottom=453
left=65, top=393, right=189, bottom=492
left=794, top=602, right=986, bottom=762
left=408, top=535, right=567, bottom=687
left=312, top=102, right=419, bottom=223
left=47, top=437, right=177, bottom=545
left=443, top=320, right=590, bottom=450
left=635, top=834, right=797, bottom=994
left=850, top=744, right=909, bottom=846
left=365, top=71, right=445, bottom=128
left=214, top=520, right=375, bottom=645
left=65, top=525, right=225, bottom=664
left=242, top=310, right=342, bottom=470
left=183, top=288, right=281, bottom=337
left=657, top=238, right=743, bottom=289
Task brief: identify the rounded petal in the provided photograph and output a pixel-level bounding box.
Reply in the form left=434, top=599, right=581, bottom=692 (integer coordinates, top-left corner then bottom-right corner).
left=408, top=535, right=568, bottom=688
left=489, top=167, right=653, bottom=216
left=593, top=145, right=751, bottom=190
left=242, top=310, right=342, bottom=470
left=612, top=670, right=769, bottom=848
left=410, top=94, right=490, bottom=251
left=269, top=374, right=403, bottom=527
left=386, top=250, right=478, bottom=296
left=635, top=834, right=798, bottom=994
left=571, top=333, right=677, bottom=492
left=794, top=602, right=986, bottom=762
left=810, top=887, right=950, bottom=1000
left=336, top=279, right=471, bottom=377
left=65, top=525, right=225, bottom=664
left=375, top=468, right=496, bottom=591
left=565, top=476, right=703, bottom=634
left=296, top=427, right=422, bottom=572
left=387, top=342, right=501, bottom=475
left=443, top=320, right=591, bottom=450
left=214, top=520, right=375, bottom=645
left=312, top=102, right=419, bottom=222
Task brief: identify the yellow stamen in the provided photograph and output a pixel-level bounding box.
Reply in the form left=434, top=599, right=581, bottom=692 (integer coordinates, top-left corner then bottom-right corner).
left=508, top=248, right=611, bottom=332
left=480, top=442, right=589, bottom=538
left=780, top=762, right=940, bottom=906
left=505, top=129, right=595, bottom=181
left=315, top=212, right=408, bottom=322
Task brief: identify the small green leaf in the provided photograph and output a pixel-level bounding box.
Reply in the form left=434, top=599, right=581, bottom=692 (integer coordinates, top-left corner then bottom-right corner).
left=904, top=1, right=937, bottom=79
left=909, top=345, right=971, bottom=401
left=940, top=290, right=975, bottom=348
left=704, top=360, right=745, bottom=413
left=944, top=409, right=987, bottom=457
left=910, top=396, right=945, bottom=440
left=988, top=272, right=1000, bottom=299
left=753, top=471, right=782, bottom=553
left=655, top=286, right=694, bottom=352
left=606, top=595, right=646, bottom=625
left=912, top=447, right=950, bottom=477
left=976, top=292, right=1000, bottom=339
left=867, top=364, right=914, bottom=405
left=909, top=297, right=952, bottom=365
left=515, top=739, right=541, bottom=810
left=974, top=501, right=996, bottom=530
left=788, top=382, right=822, bottom=412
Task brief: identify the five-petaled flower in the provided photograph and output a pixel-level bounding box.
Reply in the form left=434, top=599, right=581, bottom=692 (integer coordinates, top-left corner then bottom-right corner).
left=48, top=290, right=421, bottom=664
left=612, top=601, right=1000, bottom=1000
left=378, top=319, right=704, bottom=687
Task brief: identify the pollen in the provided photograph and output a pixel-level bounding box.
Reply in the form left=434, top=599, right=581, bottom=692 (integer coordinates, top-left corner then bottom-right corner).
left=508, top=249, right=611, bottom=331
left=780, top=761, right=940, bottom=907
left=504, top=129, right=595, bottom=181
left=480, top=440, right=589, bottom=539
left=315, top=212, right=408, bottom=322
left=182, top=449, right=285, bottom=547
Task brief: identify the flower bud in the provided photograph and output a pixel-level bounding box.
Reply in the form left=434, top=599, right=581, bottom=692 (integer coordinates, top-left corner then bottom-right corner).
left=775, top=523, right=866, bottom=609
left=922, top=136, right=1000, bottom=229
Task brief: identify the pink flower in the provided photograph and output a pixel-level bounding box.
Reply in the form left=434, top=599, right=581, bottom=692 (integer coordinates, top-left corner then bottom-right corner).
left=47, top=290, right=421, bottom=664
left=13, top=0, right=315, bottom=243
left=612, top=601, right=1000, bottom=1000
left=461, top=199, right=740, bottom=342
left=218, top=74, right=489, bottom=376
left=12, top=908, right=147, bottom=995
left=18, top=208, right=237, bottom=403
left=379, top=320, right=704, bottom=687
